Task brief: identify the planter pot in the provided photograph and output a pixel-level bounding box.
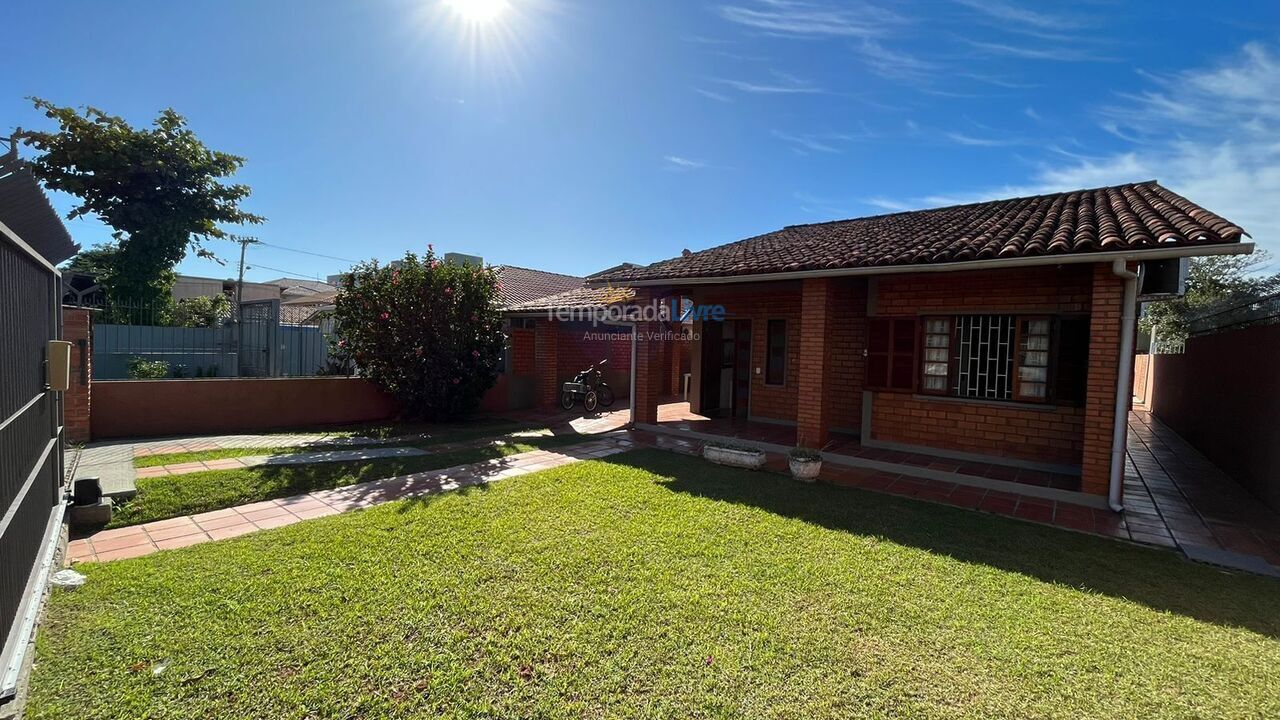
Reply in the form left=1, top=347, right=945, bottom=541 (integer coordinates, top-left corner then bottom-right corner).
left=789, top=458, right=822, bottom=482
left=703, top=445, right=767, bottom=470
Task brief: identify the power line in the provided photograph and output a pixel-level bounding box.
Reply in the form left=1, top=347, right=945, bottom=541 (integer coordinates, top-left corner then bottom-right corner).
left=254, top=241, right=359, bottom=264
left=246, top=262, right=325, bottom=281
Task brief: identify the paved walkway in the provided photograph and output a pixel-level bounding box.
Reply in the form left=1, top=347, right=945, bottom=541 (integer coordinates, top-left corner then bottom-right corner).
left=68, top=437, right=631, bottom=563
left=1125, top=410, right=1280, bottom=574
left=136, top=446, right=430, bottom=478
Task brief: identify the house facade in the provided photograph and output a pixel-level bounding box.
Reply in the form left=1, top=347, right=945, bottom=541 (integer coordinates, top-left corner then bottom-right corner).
left=595, top=181, right=1250, bottom=509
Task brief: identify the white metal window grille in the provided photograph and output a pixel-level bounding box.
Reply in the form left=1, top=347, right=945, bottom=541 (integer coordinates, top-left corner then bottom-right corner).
left=952, top=315, right=1015, bottom=400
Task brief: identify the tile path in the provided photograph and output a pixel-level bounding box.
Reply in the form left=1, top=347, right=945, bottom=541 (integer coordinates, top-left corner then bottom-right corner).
left=68, top=437, right=630, bottom=563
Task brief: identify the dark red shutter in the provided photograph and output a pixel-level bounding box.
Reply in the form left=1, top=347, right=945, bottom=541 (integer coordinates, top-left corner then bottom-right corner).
left=890, top=318, right=917, bottom=391
left=866, top=318, right=891, bottom=389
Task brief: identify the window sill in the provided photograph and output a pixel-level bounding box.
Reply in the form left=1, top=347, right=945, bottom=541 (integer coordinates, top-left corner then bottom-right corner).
left=910, top=394, right=1065, bottom=412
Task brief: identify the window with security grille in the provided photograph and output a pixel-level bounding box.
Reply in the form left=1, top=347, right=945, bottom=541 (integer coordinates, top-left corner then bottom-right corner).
left=951, top=315, right=1016, bottom=400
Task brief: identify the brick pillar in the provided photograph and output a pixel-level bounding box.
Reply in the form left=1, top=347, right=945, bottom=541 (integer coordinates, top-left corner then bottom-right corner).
left=535, top=318, right=560, bottom=409
left=1080, top=263, right=1128, bottom=497
left=669, top=321, right=684, bottom=398
left=62, top=306, right=93, bottom=443
left=796, top=278, right=835, bottom=448
left=632, top=290, right=665, bottom=424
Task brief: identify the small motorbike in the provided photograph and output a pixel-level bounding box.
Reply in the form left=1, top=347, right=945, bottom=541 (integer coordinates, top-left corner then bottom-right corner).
left=560, top=359, right=615, bottom=412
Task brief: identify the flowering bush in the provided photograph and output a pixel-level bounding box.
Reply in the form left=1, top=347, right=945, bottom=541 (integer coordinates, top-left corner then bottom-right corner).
left=332, top=248, right=506, bottom=419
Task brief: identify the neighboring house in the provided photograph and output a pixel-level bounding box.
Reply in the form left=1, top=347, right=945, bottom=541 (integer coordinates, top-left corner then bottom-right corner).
left=587, top=181, right=1251, bottom=510
left=264, top=277, right=339, bottom=303
left=173, top=275, right=281, bottom=303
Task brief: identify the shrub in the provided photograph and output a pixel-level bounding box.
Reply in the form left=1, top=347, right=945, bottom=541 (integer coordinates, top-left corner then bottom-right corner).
left=332, top=247, right=505, bottom=419
left=127, top=357, right=169, bottom=379
left=789, top=447, right=822, bottom=461
left=172, top=294, right=231, bottom=328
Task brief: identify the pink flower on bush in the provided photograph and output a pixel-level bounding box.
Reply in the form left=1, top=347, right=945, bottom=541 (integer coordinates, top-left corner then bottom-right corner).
left=379, top=312, right=390, bottom=321
left=443, top=287, right=453, bottom=297
left=337, top=339, right=347, bottom=348
left=431, top=260, right=440, bottom=269
left=471, top=350, right=480, bottom=358
left=391, top=270, right=401, bottom=285
left=452, top=377, right=460, bottom=384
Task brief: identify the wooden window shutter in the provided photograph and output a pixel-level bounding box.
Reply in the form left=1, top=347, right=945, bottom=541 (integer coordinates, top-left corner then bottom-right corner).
left=866, top=317, right=917, bottom=391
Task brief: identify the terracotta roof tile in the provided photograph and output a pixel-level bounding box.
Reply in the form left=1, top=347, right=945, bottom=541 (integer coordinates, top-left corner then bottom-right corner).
left=505, top=285, right=636, bottom=313
left=493, top=266, right=584, bottom=307
left=592, top=181, right=1246, bottom=284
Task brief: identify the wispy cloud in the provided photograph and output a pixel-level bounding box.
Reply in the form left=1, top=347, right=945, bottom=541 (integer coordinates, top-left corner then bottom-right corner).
left=855, top=38, right=939, bottom=81
left=663, top=155, right=707, bottom=171
left=862, top=196, right=913, bottom=212
left=945, top=131, right=1020, bottom=147
left=718, top=0, right=898, bottom=39
left=1023, top=106, right=1042, bottom=122
left=963, top=39, right=1116, bottom=62
left=715, top=69, right=825, bottom=94
left=950, top=0, right=1081, bottom=31
left=874, top=43, right=1280, bottom=257
left=772, top=129, right=873, bottom=154
left=694, top=87, right=733, bottom=103
left=958, top=72, right=1039, bottom=89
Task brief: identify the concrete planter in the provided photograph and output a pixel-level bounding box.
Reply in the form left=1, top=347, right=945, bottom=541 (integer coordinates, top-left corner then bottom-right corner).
left=703, top=444, right=767, bottom=470
left=789, top=458, right=823, bottom=482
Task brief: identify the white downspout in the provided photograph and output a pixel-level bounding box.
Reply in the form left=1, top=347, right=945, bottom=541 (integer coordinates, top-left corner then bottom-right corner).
left=1108, top=259, right=1140, bottom=512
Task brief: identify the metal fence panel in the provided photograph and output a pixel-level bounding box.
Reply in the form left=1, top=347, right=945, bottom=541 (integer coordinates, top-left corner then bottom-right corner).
left=0, top=227, right=62, bottom=700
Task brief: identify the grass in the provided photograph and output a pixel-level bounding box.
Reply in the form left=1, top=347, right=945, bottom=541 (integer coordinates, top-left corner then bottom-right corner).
left=35, top=449, right=1280, bottom=719
left=133, top=447, right=303, bottom=468
left=108, top=434, right=590, bottom=529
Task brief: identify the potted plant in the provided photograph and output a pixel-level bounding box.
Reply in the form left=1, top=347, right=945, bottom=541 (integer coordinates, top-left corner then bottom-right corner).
left=788, top=447, right=823, bottom=482
left=702, top=441, right=767, bottom=470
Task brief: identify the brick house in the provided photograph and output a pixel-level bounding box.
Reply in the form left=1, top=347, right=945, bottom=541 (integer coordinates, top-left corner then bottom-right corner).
left=481, top=266, right=689, bottom=412
left=591, top=181, right=1251, bottom=510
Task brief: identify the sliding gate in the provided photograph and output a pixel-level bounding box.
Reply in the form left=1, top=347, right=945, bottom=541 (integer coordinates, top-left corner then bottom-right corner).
left=0, top=221, right=64, bottom=702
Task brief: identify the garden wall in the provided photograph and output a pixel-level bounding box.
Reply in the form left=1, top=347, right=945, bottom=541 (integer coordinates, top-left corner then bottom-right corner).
left=1149, top=323, right=1280, bottom=512
left=92, top=377, right=399, bottom=439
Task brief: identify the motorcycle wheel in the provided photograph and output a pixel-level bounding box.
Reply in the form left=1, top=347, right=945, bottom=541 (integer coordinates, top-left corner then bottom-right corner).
left=583, top=391, right=599, bottom=412
left=596, top=383, right=615, bottom=407
left=560, top=392, right=576, bottom=411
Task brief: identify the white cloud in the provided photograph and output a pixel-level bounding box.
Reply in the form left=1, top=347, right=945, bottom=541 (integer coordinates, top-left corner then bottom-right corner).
left=663, top=155, right=707, bottom=171
left=951, top=0, right=1081, bottom=30
left=963, top=40, right=1116, bottom=63
left=694, top=87, right=733, bottom=103
left=855, top=38, right=939, bottom=81
left=945, top=131, right=1020, bottom=147
left=717, top=0, right=898, bottom=38
left=715, top=70, right=825, bottom=94
left=872, top=44, right=1280, bottom=258
left=1023, top=106, right=1042, bottom=122
left=773, top=128, right=875, bottom=154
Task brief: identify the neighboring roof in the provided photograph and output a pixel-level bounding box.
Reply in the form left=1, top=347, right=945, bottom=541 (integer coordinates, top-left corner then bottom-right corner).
left=282, top=290, right=337, bottom=306
left=585, top=262, right=640, bottom=279
left=592, top=181, right=1248, bottom=284
left=494, top=265, right=584, bottom=306
left=0, top=152, right=78, bottom=265
left=264, top=277, right=338, bottom=296
left=505, top=285, right=637, bottom=313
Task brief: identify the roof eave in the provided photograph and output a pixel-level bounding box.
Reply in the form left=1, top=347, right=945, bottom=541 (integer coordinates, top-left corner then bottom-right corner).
left=586, top=242, right=1254, bottom=288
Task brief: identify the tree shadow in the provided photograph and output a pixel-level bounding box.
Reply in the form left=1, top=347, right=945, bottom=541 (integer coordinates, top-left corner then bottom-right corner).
left=599, top=450, right=1280, bottom=639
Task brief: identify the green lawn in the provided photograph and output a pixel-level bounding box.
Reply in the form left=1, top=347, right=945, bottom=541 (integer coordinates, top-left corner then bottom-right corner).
left=108, top=435, right=589, bottom=528
left=36, top=449, right=1280, bottom=719
left=133, top=446, right=303, bottom=468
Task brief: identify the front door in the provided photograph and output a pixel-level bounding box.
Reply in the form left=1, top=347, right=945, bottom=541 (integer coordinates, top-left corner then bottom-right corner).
left=701, top=319, right=751, bottom=418
left=731, top=320, right=751, bottom=418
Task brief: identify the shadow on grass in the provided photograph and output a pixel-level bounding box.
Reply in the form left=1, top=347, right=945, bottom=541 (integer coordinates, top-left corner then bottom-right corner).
left=599, top=449, right=1280, bottom=639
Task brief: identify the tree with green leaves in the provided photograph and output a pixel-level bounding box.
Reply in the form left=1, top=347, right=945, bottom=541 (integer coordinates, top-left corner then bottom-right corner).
left=1141, top=251, right=1280, bottom=343
left=20, top=99, right=263, bottom=308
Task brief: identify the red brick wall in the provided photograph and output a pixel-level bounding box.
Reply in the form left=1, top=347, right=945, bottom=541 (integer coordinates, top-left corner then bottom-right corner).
left=797, top=278, right=836, bottom=447
left=1079, top=263, right=1129, bottom=496
left=555, top=322, right=632, bottom=393
left=62, top=306, right=92, bottom=443
left=535, top=319, right=559, bottom=408
left=92, top=378, right=398, bottom=439
left=510, top=328, right=536, bottom=375
left=1132, top=353, right=1150, bottom=406
left=869, top=265, right=1096, bottom=470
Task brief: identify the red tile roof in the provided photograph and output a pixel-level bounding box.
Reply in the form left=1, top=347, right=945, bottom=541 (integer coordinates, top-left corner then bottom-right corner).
left=505, top=285, right=637, bottom=313
left=493, top=266, right=584, bottom=307
left=592, top=181, right=1247, bottom=284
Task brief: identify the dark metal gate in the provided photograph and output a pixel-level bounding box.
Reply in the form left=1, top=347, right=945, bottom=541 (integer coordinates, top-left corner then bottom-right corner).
left=238, top=298, right=281, bottom=377
left=0, top=221, right=64, bottom=701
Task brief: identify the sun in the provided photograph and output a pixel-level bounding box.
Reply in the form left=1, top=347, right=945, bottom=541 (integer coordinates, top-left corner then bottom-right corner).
left=442, top=0, right=509, bottom=23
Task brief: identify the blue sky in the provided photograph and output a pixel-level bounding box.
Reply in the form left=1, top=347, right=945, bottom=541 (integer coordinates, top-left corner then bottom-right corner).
left=4, top=0, right=1278, bottom=282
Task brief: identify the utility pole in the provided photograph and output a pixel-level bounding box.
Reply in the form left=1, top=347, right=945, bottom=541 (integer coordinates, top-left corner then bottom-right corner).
left=233, top=237, right=258, bottom=375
